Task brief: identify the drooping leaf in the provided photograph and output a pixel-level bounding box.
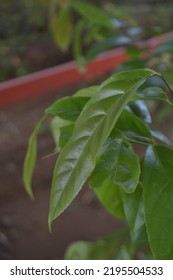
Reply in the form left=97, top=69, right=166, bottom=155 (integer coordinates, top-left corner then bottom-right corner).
left=45, top=96, right=90, bottom=121
left=23, top=116, right=46, bottom=198
left=73, top=19, right=86, bottom=70
left=143, top=144, right=173, bottom=259
left=48, top=69, right=158, bottom=228
left=123, top=183, right=144, bottom=235
left=51, top=7, right=73, bottom=51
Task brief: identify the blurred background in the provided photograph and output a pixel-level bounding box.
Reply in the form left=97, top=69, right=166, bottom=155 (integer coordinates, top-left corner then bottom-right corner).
left=0, top=0, right=173, bottom=259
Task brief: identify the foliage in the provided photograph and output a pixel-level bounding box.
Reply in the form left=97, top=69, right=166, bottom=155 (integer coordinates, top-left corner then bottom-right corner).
left=0, top=0, right=48, bottom=38
left=1, top=0, right=173, bottom=82
left=49, top=0, right=173, bottom=70
left=23, top=68, right=173, bottom=259
left=49, top=1, right=148, bottom=68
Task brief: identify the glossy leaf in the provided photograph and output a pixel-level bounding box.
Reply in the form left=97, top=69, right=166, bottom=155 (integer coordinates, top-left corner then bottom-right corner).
left=23, top=116, right=46, bottom=198
left=89, top=138, right=141, bottom=218
left=128, top=100, right=152, bottom=124
left=45, top=96, right=89, bottom=121
left=143, top=145, right=173, bottom=259
left=90, top=139, right=140, bottom=194
left=89, top=139, right=125, bottom=219
left=48, top=69, right=158, bottom=228
left=124, top=183, right=144, bottom=235
left=59, top=124, right=75, bottom=148
left=150, top=129, right=172, bottom=146
left=136, top=87, right=172, bottom=104
left=116, top=108, right=153, bottom=144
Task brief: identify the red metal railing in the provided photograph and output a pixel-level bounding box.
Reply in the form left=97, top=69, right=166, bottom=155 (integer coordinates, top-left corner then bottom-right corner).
left=0, top=32, right=173, bottom=108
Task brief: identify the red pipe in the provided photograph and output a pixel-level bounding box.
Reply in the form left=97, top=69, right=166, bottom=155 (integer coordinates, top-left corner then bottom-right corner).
left=0, top=32, right=173, bottom=108
left=0, top=48, right=127, bottom=108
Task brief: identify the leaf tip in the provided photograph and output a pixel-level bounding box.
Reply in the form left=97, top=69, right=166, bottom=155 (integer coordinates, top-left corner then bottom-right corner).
left=48, top=216, right=53, bottom=233
left=24, top=183, right=34, bottom=200
left=28, top=190, right=34, bottom=200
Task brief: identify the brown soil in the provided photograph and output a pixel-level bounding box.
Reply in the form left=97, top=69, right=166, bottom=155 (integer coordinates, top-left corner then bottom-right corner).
left=0, top=80, right=123, bottom=260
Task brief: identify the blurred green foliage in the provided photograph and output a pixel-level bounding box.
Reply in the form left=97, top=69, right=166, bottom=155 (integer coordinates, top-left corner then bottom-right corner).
left=0, top=0, right=49, bottom=38
left=1, top=0, right=173, bottom=83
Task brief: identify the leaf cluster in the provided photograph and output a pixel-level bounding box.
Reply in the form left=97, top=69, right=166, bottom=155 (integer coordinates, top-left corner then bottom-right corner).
left=23, top=68, right=173, bottom=259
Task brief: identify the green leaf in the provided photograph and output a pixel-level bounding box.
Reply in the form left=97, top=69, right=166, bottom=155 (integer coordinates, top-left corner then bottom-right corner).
left=50, top=116, right=72, bottom=151
left=74, top=85, right=99, bottom=98
left=90, top=139, right=140, bottom=193
left=59, top=124, right=75, bottom=148
left=117, top=59, right=146, bottom=72
left=45, top=96, right=90, bottom=121
left=136, top=87, right=172, bottom=104
left=143, top=144, right=173, bottom=259
left=65, top=229, right=131, bottom=260
left=72, top=1, right=112, bottom=28
left=93, top=181, right=124, bottom=219
left=89, top=140, right=126, bottom=219
left=150, top=129, right=172, bottom=146
left=73, top=19, right=86, bottom=70
left=23, top=116, right=46, bottom=198
left=65, top=241, right=94, bottom=260
left=128, top=100, right=152, bottom=124
left=51, top=8, right=73, bottom=51
left=124, top=183, right=144, bottom=235
left=116, top=108, right=153, bottom=144
left=48, top=69, right=159, bottom=228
